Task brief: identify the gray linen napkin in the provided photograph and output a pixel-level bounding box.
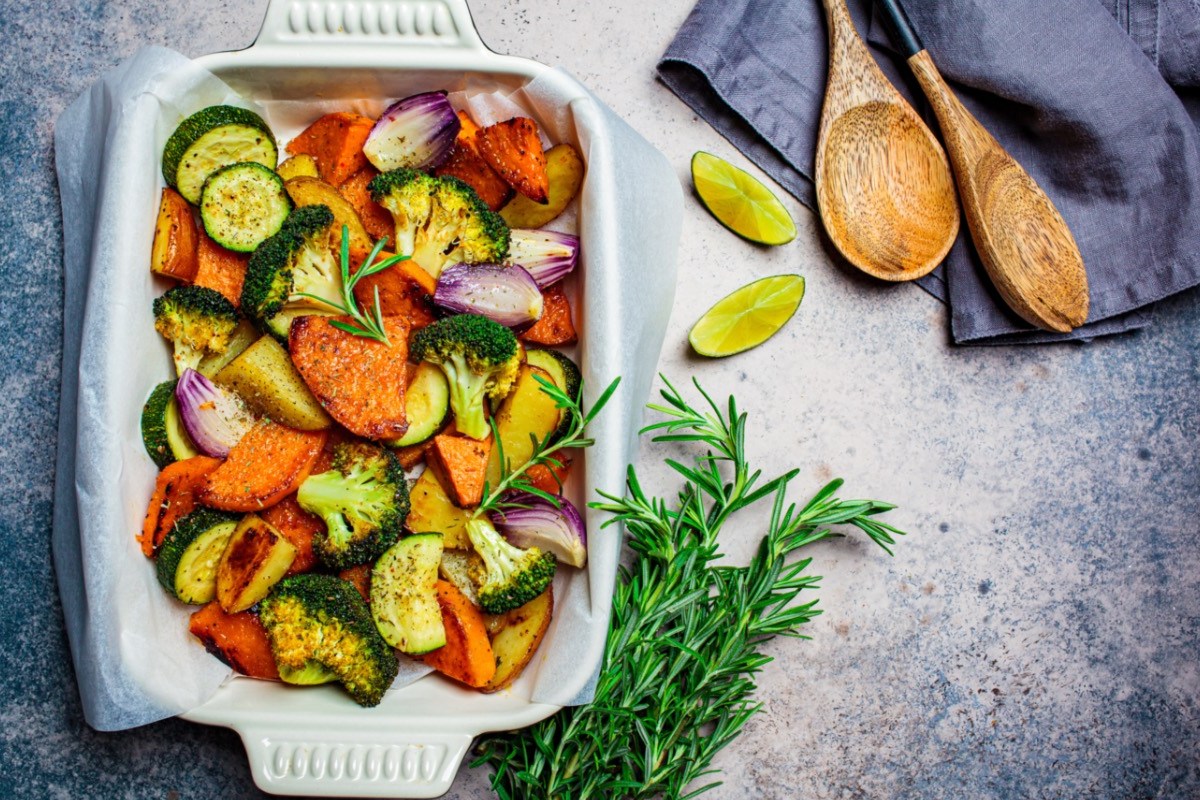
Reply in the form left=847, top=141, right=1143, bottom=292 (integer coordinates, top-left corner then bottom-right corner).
left=659, top=0, right=1200, bottom=344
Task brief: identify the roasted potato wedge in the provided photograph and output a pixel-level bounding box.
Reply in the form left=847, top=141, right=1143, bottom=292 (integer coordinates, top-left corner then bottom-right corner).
left=276, top=154, right=320, bottom=180
left=216, top=514, right=297, bottom=613
left=283, top=175, right=373, bottom=257
left=150, top=187, right=199, bottom=281
left=485, top=365, right=562, bottom=487
left=406, top=468, right=471, bottom=549
left=482, top=586, right=553, bottom=693
left=499, top=143, right=584, bottom=228
left=215, top=335, right=332, bottom=430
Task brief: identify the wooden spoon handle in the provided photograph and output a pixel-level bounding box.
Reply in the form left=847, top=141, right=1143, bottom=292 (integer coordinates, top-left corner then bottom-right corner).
left=907, top=52, right=1089, bottom=332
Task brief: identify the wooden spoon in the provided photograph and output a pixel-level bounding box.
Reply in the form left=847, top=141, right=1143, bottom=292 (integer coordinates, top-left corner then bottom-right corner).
left=814, top=0, right=960, bottom=282
left=877, top=0, right=1089, bottom=332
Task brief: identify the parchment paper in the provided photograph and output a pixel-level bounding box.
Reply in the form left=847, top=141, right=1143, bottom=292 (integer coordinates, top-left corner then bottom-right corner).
left=53, top=47, right=681, bottom=731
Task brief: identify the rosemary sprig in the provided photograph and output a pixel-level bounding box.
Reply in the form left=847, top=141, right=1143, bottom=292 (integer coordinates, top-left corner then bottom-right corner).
left=294, top=224, right=408, bottom=345
left=473, top=375, right=904, bottom=799
left=472, top=375, right=621, bottom=520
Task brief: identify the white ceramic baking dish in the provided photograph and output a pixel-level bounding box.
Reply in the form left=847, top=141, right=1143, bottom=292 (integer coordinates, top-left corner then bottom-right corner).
left=155, top=1, right=679, bottom=797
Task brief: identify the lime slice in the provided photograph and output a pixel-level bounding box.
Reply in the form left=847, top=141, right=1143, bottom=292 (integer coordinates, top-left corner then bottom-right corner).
left=691, top=152, right=797, bottom=246
left=689, top=275, right=805, bottom=357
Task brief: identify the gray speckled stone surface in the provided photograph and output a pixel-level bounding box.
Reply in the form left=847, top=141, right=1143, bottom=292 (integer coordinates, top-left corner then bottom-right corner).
left=5, top=0, right=1198, bottom=798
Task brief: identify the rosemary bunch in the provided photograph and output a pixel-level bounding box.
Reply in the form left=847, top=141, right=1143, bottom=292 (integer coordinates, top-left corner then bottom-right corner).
left=474, top=376, right=903, bottom=799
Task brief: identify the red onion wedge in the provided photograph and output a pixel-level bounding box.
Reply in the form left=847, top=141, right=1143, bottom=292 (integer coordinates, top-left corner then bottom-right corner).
left=434, top=263, right=544, bottom=327
left=491, top=492, right=587, bottom=568
left=507, top=229, right=579, bottom=288
left=175, top=369, right=257, bottom=458
left=363, top=91, right=460, bottom=172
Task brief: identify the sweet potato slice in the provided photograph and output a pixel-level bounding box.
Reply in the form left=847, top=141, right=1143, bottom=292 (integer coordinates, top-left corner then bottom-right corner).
left=499, top=143, right=585, bottom=229
left=285, top=112, right=375, bottom=187
left=525, top=455, right=573, bottom=495
left=422, top=580, right=496, bottom=688
left=338, top=564, right=372, bottom=602
left=351, top=250, right=437, bottom=331
left=260, top=495, right=322, bottom=575
left=139, top=456, right=223, bottom=557
left=394, top=440, right=432, bottom=470
left=288, top=314, right=411, bottom=440
left=199, top=421, right=326, bottom=512
left=194, top=230, right=249, bottom=306
left=429, top=431, right=492, bottom=508
left=520, top=283, right=578, bottom=346
left=150, top=187, right=199, bottom=281
left=434, top=114, right=513, bottom=211
left=339, top=167, right=394, bottom=242
left=189, top=602, right=280, bottom=680
left=478, top=117, right=549, bottom=204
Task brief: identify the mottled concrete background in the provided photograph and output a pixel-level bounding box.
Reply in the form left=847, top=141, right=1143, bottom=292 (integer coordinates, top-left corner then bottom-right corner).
left=3, top=0, right=1198, bottom=797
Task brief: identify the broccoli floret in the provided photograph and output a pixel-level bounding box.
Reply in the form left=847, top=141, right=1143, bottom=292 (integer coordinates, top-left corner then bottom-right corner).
left=259, top=574, right=399, bottom=707
left=369, top=169, right=509, bottom=278
left=409, top=314, right=521, bottom=440
left=466, top=518, right=556, bottom=614
left=296, top=442, right=410, bottom=570
left=240, top=204, right=341, bottom=339
left=152, top=285, right=239, bottom=374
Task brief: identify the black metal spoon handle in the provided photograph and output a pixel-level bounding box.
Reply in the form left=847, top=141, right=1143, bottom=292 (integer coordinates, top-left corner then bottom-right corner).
left=877, top=0, right=923, bottom=58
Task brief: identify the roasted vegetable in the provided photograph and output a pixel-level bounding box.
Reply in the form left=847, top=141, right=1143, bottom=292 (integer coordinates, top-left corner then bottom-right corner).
left=216, top=514, right=297, bottom=613
left=188, top=601, right=280, bottom=680
left=239, top=204, right=341, bottom=339
left=434, top=263, right=543, bottom=328
left=214, top=334, right=332, bottom=430
left=485, top=364, right=563, bottom=487
left=259, top=495, right=322, bottom=576
left=138, top=456, right=222, bottom=558
left=156, top=507, right=240, bottom=604
left=288, top=314, right=410, bottom=440
left=405, top=468, right=471, bottom=549
left=434, top=111, right=513, bottom=211
left=369, top=169, right=509, bottom=278
left=199, top=161, right=291, bottom=252
left=339, top=167, right=393, bottom=241
left=392, top=362, right=450, bottom=448
left=259, top=573, right=399, bottom=707
left=520, top=283, right=578, bottom=346
left=150, top=187, right=199, bottom=281
left=491, top=492, right=587, bottom=569
left=199, top=421, right=327, bottom=512
left=174, top=368, right=256, bottom=458
left=409, top=313, right=521, bottom=440
left=499, top=143, right=585, bottom=229
left=429, top=430, right=492, bottom=508
left=285, top=112, right=374, bottom=187
left=507, top=228, right=579, bottom=287
left=421, top=580, right=495, bottom=688
left=466, top=517, right=557, bottom=615
left=370, top=533, right=445, bottom=654
left=162, top=105, right=277, bottom=204
left=363, top=91, right=459, bottom=172
left=141, top=379, right=197, bottom=468
left=276, top=153, right=319, bottom=180
left=478, top=117, right=550, bottom=204
left=482, top=585, right=553, bottom=692
left=283, top=176, right=373, bottom=259
left=193, top=232, right=250, bottom=307
left=296, top=441, right=410, bottom=570
left=152, top=285, right=240, bottom=375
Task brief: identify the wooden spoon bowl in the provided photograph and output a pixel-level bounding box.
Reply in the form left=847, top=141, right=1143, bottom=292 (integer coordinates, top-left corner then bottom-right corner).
left=815, top=0, right=959, bottom=281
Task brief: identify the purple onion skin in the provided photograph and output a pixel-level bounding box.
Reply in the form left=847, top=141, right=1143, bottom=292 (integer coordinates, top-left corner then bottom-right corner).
left=434, top=263, right=544, bottom=327
left=508, top=229, right=580, bottom=288
left=175, top=369, right=256, bottom=458
left=363, top=91, right=460, bottom=172
left=491, top=492, right=587, bottom=568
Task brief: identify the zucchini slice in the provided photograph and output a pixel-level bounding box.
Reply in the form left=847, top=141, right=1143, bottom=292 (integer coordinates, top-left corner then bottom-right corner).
left=142, top=380, right=177, bottom=468
left=199, top=163, right=291, bottom=253
left=392, top=363, right=451, bottom=448
left=162, top=105, right=277, bottom=204
left=156, top=508, right=240, bottom=603
left=142, top=380, right=199, bottom=466
left=371, top=533, right=446, bottom=654
left=523, top=348, right=580, bottom=442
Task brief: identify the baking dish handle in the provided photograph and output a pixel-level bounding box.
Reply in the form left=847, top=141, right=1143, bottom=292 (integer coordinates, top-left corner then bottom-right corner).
left=238, top=724, right=474, bottom=798
left=253, top=0, right=489, bottom=53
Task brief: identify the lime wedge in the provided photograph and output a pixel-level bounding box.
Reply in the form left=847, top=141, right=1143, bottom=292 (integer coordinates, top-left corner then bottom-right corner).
left=691, top=152, right=797, bottom=246
left=689, top=275, right=805, bottom=357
